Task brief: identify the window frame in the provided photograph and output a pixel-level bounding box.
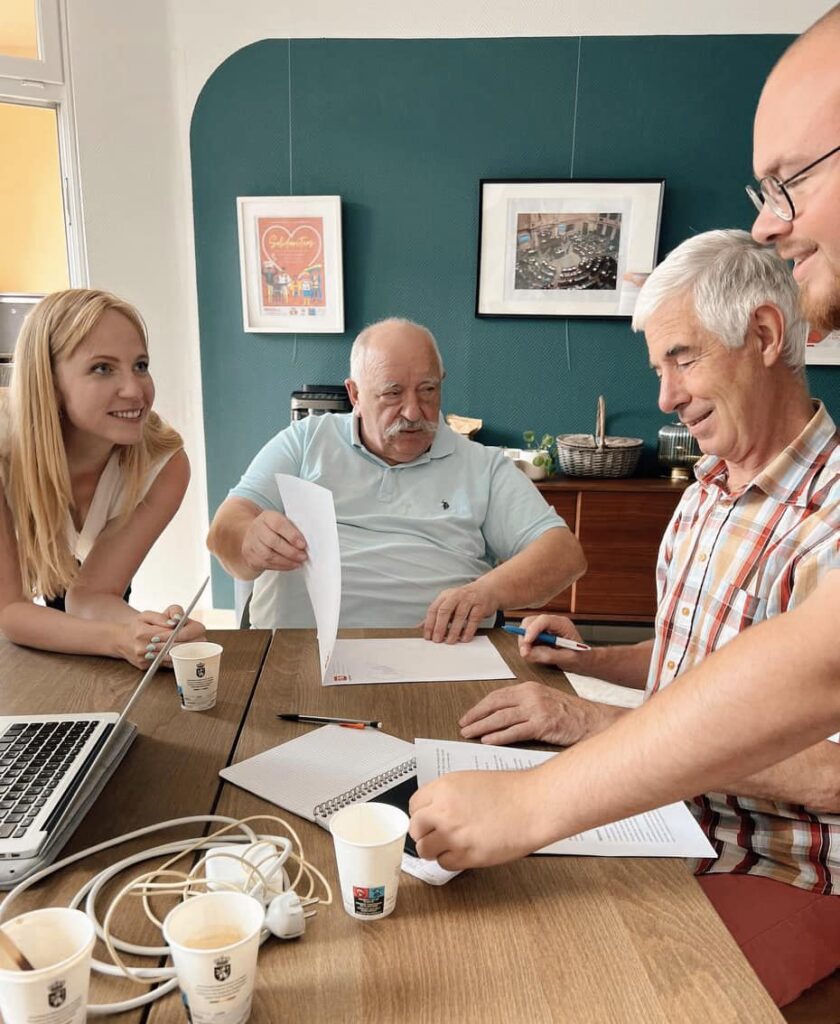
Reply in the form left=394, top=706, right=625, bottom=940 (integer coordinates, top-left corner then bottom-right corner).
left=0, top=0, right=87, bottom=288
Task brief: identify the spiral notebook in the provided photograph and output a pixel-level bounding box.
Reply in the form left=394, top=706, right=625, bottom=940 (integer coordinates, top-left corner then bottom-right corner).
left=219, top=725, right=418, bottom=849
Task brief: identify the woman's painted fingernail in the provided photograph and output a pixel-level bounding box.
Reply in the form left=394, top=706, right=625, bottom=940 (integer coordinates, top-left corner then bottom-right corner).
left=146, top=643, right=156, bottom=652
left=166, top=619, right=177, bottom=626
left=144, top=652, right=155, bottom=661
left=151, top=636, right=161, bottom=644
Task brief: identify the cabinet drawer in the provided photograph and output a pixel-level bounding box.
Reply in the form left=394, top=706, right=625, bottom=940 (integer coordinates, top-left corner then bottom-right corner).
left=574, top=491, right=675, bottom=618
left=541, top=492, right=577, bottom=612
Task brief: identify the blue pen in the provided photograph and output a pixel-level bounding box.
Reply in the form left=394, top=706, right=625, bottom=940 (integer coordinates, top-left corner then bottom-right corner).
left=502, top=623, right=591, bottom=652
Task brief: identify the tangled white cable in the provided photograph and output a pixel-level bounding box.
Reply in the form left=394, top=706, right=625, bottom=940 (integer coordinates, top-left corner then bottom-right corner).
left=0, top=815, right=332, bottom=1015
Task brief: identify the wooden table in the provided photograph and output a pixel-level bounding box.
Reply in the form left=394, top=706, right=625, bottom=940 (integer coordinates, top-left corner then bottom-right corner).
left=0, top=630, right=271, bottom=1020
left=150, top=629, right=781, bottom=1024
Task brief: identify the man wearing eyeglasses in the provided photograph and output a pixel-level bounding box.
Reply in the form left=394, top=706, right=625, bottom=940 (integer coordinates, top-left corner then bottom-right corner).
left=750, top=14, right=840, bottom=338
left=411, top=4, right=840, bottom=1008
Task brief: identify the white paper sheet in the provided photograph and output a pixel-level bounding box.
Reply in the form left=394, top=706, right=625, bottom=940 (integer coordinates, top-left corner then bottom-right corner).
left=325, top=636, right=515, bottom=686
left=275, top=474, right=341, bottom=676
left=275, top=474, right=516, bottom=686
left=414, top=738, right=716, bottom=859
left=564, top=672, right=646, bottom=709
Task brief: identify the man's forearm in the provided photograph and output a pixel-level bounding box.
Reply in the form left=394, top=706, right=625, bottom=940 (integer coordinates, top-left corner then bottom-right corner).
left=485, top=528, right=585, bottom=610
left=207, top=506, right=260, bottom=580
left=527, top=584, right=840, bottom=847
left=722, top=740, right=840, bottom=813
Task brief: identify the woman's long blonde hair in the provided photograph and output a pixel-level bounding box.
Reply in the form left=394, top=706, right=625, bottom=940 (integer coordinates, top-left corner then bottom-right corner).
left=6, top=289, right=183, bottom=598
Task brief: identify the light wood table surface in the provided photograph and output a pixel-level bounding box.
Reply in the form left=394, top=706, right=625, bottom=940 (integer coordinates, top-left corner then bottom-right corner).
left=0, top=630, right=271, bottom=1020
left=146, top=628, right=783, bottom=1024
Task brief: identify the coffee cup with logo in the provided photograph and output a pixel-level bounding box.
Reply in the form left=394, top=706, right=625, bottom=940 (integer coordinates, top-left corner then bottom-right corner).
left=170, top=642, right=223, bottom=711
left=0, top=907, right=95, bottom=1024
left=329, top=802, right=409, bottom=921
left=163, top=891, right=265, bottom=1024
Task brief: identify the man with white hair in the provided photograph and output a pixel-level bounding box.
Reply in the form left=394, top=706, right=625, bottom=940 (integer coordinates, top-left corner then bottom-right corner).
left=413, top=229, right=839, bottom=1005
left=208, top=317, right=585, bottom=637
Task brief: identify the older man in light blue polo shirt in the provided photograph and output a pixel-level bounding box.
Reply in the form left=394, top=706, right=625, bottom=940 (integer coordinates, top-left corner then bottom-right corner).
left=208, top=318, right=585, bottom=641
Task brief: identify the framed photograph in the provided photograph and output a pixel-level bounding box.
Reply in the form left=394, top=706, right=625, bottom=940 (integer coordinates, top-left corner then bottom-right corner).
left=476, top=178, right=665, bottom=319
left=806, top=329, right=840, bottom=366
left=236, top=195, right=344, bottom=333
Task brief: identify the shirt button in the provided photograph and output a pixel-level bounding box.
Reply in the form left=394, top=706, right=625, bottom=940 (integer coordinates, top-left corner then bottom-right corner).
left=699, top=553, right=708, bottom=562
left=667, top=660, right=676, bottom=670
left=681, top=607, right=690, bottom=616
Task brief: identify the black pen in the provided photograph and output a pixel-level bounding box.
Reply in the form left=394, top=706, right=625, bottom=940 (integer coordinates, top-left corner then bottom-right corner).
left=278, top=713, right=382, bottom=729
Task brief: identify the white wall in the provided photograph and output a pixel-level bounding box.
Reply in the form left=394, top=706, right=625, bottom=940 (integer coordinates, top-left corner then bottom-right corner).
left=64, top=0, right=831, bottom=611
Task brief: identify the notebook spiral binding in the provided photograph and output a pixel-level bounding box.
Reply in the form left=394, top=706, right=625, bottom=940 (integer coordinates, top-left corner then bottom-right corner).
left=312, top=756, right=417, bottom=822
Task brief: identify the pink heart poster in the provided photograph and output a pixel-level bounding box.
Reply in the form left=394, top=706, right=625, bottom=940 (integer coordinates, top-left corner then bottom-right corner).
left=258, top=217, right=326, bottom=309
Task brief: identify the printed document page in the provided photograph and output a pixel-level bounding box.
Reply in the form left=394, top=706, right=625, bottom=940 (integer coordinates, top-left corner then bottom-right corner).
left=275, top=475, right=516, bottom=686
left=415, top=738, right=716, bottom=858
left=326, top=635, right=515, bottom=686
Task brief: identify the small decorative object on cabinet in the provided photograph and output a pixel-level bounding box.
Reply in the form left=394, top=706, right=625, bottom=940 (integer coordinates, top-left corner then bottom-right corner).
left=555, top=396, right=643, bottom=478
left=506, top=477, right=688, bottom=623
left=657, top=421, right=701, bottom=481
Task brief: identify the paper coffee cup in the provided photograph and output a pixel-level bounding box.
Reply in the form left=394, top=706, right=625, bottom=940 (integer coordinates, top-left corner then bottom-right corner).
left=163, top=891, right=265, bottom=1024
left=171, top=642, right=223, bottom=711
left=329, top=802, right=409, bottom=920
left=0, top=907, right=95, bottom=1024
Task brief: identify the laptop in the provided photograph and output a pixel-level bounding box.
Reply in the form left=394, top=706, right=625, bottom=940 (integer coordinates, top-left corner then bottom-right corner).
left=0, top=577, right=209, bottom=889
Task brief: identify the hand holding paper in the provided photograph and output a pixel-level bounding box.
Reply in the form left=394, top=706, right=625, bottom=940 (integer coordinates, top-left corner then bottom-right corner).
left=409, top=738, right=715, bottom=870
left=274, top=474, right=515, bottom=686
left=241, top=508, right=307, bottom=573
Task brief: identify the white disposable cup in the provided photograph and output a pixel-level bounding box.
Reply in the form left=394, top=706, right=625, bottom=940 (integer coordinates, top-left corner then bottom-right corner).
left=0, top=907, right=95, bottom=1024
left=170, top=642, right=223, bottom=711
left=329, top=802, right=409, bottom=920
left=163, top=891, right=265, bottom=1024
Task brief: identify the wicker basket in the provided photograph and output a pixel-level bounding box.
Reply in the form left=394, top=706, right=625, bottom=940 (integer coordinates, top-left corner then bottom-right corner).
left=556, top=396, right=643, bottom=478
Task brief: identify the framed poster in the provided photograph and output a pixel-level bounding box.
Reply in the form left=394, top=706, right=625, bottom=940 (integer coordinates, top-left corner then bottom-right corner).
left=476, top=178, right=665, bottom=320
left=806, top=329, right=840, bottom=366
left=236, top=195, right=344, bottom=333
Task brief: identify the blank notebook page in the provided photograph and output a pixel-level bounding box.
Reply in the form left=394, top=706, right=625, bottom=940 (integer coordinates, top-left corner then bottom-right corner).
left=220, top=724, right=415, bottom=822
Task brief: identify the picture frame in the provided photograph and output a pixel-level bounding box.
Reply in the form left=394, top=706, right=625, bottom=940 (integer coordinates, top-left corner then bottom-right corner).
left=475, top=178, right=665, bottom=320
left=806, top=329, right=840, bottom=366
left=236, top=195, right=344, bottom=333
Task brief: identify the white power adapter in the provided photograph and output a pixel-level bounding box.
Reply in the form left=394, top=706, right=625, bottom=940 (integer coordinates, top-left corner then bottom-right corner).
left=204, top=840, right=291, bottom=903
left=203, top=840, right=305, bottom=939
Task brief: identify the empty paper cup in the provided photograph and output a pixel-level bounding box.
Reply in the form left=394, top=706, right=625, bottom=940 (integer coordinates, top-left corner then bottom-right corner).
left=0, top=907, right=95, bottom=1024
left=329, top=802, right=409, bottom=920
left=170, top=642, right=223, bottom=711
left=163, top=891, right=265, bottom=1024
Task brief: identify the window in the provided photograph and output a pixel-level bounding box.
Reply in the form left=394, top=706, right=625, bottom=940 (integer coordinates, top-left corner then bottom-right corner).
left=0, top=0, right=85, bottom=299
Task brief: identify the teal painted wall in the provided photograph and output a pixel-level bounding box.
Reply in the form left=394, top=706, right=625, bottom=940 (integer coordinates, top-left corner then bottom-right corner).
left=190, top=37, right=839, bottom=607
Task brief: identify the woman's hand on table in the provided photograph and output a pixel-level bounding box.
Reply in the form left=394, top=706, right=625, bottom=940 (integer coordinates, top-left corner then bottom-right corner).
left=117, top=608, right=205, bottom=669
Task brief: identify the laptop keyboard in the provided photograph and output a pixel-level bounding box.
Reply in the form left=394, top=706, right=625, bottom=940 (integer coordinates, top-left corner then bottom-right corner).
left=0, top=721, right=96, bottom=840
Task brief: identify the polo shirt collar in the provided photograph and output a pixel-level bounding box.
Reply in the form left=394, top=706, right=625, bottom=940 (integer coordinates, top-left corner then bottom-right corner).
left=693, top=401, right=836, bottom=506
left=349, top=412, right=456, bottom=467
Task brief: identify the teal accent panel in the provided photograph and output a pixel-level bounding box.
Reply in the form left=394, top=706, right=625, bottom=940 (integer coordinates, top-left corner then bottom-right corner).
left=191, top=37, right=840, bottom=608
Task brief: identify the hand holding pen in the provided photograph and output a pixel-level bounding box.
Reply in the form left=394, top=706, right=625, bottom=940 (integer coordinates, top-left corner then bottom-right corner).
left=507, top=615, right=594, bottom=669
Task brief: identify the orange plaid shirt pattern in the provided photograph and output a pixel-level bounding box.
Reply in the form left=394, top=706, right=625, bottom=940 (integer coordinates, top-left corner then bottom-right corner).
left=647, top=402, right=840, bottom=893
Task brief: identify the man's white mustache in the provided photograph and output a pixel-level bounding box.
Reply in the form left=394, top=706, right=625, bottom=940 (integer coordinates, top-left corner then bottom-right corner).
left=384, top=417, right=438, bottom=439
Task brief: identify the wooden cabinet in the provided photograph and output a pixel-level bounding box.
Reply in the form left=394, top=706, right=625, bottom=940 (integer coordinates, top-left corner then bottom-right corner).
left=509, top=477, right=687, bottom=624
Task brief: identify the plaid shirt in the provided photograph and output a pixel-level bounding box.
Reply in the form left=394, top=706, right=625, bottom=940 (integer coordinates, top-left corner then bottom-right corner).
left=647, top=401, right=840, bottom=893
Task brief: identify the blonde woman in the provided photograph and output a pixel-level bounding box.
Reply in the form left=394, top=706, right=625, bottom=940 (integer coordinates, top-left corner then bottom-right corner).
left=0, top=289, right=204, bottom=668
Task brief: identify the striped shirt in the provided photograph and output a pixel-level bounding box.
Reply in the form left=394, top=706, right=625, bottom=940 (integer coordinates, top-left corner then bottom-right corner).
left=647, top=401, right=840, bottom=893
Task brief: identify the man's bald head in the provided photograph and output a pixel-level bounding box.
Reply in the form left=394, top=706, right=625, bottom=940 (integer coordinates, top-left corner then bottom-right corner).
left=751, top=4, right=840, bottom=331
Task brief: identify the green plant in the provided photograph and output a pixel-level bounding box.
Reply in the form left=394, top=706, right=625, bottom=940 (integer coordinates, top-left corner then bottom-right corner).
left=522, top=430, right=556, bottom=476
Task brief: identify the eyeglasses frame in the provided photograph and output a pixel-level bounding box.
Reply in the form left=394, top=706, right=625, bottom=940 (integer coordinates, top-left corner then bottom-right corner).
left=746, top=142, right=840, bottom=222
